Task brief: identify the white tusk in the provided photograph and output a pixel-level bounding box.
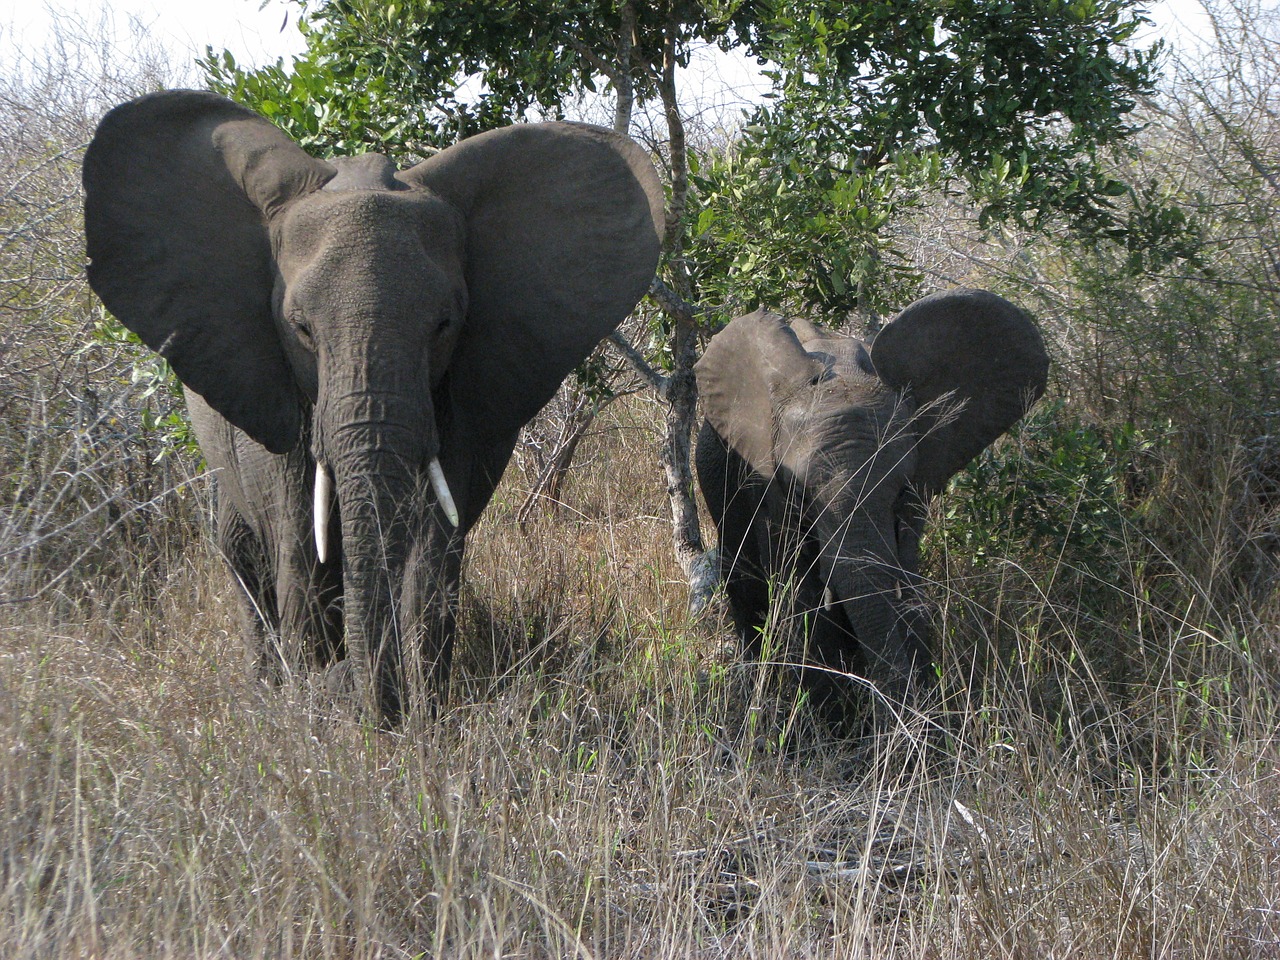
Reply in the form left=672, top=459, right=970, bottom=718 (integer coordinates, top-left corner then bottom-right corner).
left=823, top=586, right=836, bottom=612
left=428, top=457, right=459, bottom=528
left=313, top=461, right=332, bottom=564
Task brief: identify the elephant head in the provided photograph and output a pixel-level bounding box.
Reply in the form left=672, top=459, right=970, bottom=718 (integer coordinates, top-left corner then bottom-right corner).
left=83, top=90, right=664, bottom=720
left=695, top=289, right=1048, bottom=713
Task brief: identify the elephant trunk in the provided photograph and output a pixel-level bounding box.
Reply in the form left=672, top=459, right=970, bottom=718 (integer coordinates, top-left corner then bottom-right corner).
left=334, top=442, right=415, bottom=721
left=313, top=454, right=453, bottom=564
left=325, top=399, right=453, bottom=723
left=818, top=516, right=919, bottom=709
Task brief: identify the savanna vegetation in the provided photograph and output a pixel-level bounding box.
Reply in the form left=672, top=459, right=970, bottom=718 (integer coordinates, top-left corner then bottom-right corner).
left=2, top=1, right=1278, bottom=956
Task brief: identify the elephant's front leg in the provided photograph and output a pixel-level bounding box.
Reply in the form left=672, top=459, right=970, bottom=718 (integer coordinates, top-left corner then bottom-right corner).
left=790, top=555, right=868, bottom=730
left=273, top=534, right=345, bottom=675
left=270, top=457, right=346, bottom=676
left=891, top=485, right=934, bottom=686
left=216, top=497, right=280, bottom=682
left=695, top=422, right=772, bottom=655
left=396, top=506, right=464, bottom=714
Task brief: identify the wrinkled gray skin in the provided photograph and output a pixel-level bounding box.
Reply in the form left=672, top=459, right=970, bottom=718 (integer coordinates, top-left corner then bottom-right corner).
left=695, top=290, right=1048, bottom=723
left=83, top=90, right=664, bottom=722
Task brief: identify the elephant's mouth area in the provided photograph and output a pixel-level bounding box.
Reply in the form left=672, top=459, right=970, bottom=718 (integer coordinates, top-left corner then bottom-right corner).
left=804, top=544, right=908, bottom=622
left=817, top=577, right=905, bottom=613
left=308, top=437, right=460, bottom=562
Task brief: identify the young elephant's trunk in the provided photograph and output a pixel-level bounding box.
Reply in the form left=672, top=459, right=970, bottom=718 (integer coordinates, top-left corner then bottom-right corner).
left=817, top=516, right=920, bottom=710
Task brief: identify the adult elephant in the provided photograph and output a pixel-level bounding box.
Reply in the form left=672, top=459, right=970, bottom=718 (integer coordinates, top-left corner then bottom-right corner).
left=695, top=289, right=1048, bottom=723
left=83, top=90, right=664, bottom=722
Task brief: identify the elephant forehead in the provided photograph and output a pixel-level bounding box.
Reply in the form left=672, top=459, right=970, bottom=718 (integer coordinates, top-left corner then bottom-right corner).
left=801, top=372, right=900, bottom=418
left=323, top=153, right=405, bottom=192
left=275, top=188, right=465, bottom=266
left=801, top=336, right=875, bottom=378
left=779, top=380, right=917, bottom=473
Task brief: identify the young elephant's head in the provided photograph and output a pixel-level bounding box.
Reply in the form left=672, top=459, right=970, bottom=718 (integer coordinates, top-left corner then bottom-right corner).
left=696, top=289, right=1049, bottom=700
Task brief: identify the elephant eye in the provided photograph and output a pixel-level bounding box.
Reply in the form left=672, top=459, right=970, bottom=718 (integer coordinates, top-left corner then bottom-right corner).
left=435, top=314, right=453, bottom=332
left=294, top=320, right=315, bottom=348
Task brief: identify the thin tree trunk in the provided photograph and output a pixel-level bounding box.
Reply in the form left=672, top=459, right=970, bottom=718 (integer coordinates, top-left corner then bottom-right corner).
left=660, top=26, right=688, bottom=266
left=565, top=5, right=719, bottom=611
left=656, top=18, right=718, bottom=610
left=614, top=1, right=636, bottom=135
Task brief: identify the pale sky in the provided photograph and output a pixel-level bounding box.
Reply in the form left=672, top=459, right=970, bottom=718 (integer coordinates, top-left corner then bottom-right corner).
left=0, top=0, right=1216, bottom=82
left=0, top=0, right=306, bottom=71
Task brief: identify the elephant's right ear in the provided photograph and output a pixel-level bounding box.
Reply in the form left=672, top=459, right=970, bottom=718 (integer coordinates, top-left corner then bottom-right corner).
left=695, top=310, right=825, bottom=478
left=82, top=90, right=335, bottom=453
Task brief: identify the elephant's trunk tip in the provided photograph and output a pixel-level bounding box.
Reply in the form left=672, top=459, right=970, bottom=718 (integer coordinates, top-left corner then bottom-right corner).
left=428, top=457, right=459, bottom=528
left=314, top=461, right=333, bottom=563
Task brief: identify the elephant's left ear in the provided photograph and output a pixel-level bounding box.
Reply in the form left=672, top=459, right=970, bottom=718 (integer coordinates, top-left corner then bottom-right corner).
left=870, top=288, right=1049, bottom=499
left=401, top=122, right=664, bottom=443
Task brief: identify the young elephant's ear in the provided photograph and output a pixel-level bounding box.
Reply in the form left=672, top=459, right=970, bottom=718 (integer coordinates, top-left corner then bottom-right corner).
left=694, top=310, right=825, bottom=479
left=83, top=90, right=335, bottom=453
left=401, top=122, right=664, bottom=447
left=870, top=288, right=1049, bottom=499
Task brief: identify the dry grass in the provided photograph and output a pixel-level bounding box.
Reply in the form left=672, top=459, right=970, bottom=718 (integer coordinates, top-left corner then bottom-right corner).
left=2, top=396, right=1278, bottom=960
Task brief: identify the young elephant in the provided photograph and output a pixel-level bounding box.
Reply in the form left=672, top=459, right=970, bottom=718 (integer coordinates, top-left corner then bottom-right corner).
left=695, top=289, right=1048, bottom=720
left=83, top=91, right=664, bottom=723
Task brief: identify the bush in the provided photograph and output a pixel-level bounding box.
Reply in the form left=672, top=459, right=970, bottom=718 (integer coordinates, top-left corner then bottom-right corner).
left=0, top=17, right=201, bottom=609
left=939, top=401, right=1161, bottom=578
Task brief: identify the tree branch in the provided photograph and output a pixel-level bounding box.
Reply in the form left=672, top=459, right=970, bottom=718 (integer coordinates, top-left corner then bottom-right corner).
left=606, top=330, right=668, bottom=395
left=566, top=37, right=620, bottom=86
left=647, top=275, right=702, bottom=326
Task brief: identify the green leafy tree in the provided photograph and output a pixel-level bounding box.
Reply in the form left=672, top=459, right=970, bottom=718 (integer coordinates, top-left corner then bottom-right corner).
left=202, top=0, right=1180, bottom=598
left=689, top=0, right=1192, bottom=325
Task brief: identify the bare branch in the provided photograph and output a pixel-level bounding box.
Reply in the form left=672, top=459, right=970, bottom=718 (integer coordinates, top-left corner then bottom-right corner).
left=606, top=330, right=668, bottom=395
left=647, top=275, right=703, bottom=326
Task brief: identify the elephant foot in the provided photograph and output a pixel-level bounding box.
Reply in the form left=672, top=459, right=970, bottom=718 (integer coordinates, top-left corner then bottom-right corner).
left=318, top=658, right=360, bottom=712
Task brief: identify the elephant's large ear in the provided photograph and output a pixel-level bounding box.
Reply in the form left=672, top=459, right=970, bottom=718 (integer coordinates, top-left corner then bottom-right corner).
left=695, top=310, right=825, bottom=478
left=83, top=90, right=335, bottom=453
left=870, top=288, right=1049, bottom=498
left=401, top=122, right=664, bottom=444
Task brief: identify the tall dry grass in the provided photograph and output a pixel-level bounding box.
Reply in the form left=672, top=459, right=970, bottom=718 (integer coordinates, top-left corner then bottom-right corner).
left=3, top=394, right=1278, bottom=958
